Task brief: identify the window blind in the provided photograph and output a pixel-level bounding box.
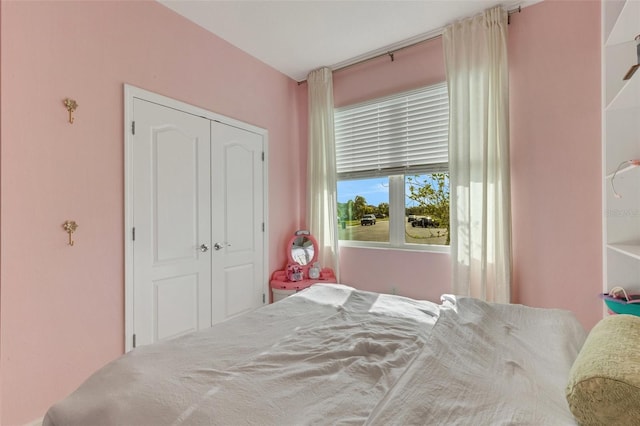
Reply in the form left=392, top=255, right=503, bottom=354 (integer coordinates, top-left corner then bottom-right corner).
left=335, top=82, right=449, bottom=179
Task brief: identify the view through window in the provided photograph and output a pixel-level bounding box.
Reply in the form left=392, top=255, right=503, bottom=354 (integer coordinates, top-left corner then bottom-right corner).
left=335, top=83, right=450, bottom=248
left=337, top=177, right=390, bottom=243
left=404, top=173, right=449, bottom=245
left=337, top=173, right=449, bottom=246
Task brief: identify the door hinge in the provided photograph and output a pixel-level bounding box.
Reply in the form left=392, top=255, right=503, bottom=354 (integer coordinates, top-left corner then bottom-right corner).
left=263, top=293, right=266, bottom=304
left=261, top=151, right=264, bottom=161
left=262, top=222, right=265, bottom=232
left=132, top=227, right=136, bottom=241
left=133, top=333, right=137, bottom=348
left=131, top=121, right=136, bottom=135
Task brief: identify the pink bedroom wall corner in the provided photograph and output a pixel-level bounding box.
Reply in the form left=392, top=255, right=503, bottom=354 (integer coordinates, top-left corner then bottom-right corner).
left=0, top=1, right=302, bottom=423
left=508, top=0, right=602, bottom=330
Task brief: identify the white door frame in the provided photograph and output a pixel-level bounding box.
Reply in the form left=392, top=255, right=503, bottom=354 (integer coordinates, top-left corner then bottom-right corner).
left=123, top=84, right=269, bottom=352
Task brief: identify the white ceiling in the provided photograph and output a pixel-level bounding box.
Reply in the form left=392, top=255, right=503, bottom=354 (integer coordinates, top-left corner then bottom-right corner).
left=158, top=0, right=536, bottom=82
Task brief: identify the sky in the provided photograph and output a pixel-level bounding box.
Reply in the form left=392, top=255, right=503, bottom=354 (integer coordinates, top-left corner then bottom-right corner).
left=337, top=177, right=424, bottom=207
left=337, top=178, right=389, bottom=206
left=338, top=174, right=450, bottom=208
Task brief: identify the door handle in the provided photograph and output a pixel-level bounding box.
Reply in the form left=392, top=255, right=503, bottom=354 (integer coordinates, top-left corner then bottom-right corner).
left=199, top=244, right=210, bottom=252
left=213, top=242, right=223, bottom=251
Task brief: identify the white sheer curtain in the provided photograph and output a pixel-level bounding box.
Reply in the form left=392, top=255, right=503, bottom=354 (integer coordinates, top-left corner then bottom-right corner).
left=444, top=6, right=512, bottom=303
left=307, top=67, right=339, bottom=277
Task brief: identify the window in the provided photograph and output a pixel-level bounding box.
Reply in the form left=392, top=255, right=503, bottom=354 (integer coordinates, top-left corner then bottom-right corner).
left=335, top=83, right=449, bottom=249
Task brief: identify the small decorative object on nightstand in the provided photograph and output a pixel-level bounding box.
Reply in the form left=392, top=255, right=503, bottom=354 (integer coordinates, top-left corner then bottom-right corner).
left=270, top=230, right=336, bottom=302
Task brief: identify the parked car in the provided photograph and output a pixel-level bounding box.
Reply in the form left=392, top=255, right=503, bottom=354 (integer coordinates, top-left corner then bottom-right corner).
left=411, top=217, right=439, bottom=228
left=360, top=214, right=377, bottom=226
left=408, top=215, right=417, bottom=223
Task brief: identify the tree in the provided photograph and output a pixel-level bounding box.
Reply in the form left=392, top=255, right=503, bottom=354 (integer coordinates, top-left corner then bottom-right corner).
left=353, top=195, right=368, bottom=219
left=406, top=173, right=450, bottom=244
left=377, top=202, right=389, bottom=218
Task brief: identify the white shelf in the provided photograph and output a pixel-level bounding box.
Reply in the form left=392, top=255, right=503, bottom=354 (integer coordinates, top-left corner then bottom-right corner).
left=605, top=106, right=640, bottom=171
left=604, top=0, right=640, bottom=110
left=607, top=70, right=640, bottom=110
left=606, top=0, right=640, bottom=46
left=604, top=0, right=627, bottom=43
left=608, top=242, right=640, bottom=260
left=603, top=0, right=640, bottom=301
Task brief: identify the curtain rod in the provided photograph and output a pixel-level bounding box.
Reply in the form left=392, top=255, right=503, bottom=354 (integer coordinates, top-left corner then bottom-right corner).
left=297, top=5, right=521, bottom=85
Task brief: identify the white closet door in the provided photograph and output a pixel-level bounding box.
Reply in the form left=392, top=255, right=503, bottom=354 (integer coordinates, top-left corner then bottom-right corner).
left=126, top=88, right=268, bottom=351
left=132, top=99, right=212, bottom=347
left=210, top=121, right=265, bottom=324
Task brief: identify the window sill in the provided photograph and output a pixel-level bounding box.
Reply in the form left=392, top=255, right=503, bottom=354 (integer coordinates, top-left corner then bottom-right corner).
left=338, top=240, right=450, bottom=254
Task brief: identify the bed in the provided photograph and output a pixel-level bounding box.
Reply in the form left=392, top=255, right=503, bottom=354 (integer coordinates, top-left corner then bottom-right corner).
left=43, top=283, right=602, bottom=425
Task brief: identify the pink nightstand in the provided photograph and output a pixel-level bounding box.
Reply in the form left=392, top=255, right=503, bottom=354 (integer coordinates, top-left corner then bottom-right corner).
left=270, top=268, right=337, bottom=302
left=271, top=231, right=338, bottom=302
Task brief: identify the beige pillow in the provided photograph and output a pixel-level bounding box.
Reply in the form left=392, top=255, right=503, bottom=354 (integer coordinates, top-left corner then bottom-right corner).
left=566, top=314, right=640, bottom=425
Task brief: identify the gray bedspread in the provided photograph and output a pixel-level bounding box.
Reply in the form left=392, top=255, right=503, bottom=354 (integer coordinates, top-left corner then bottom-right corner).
left=43, top=284, right=585, bottom=425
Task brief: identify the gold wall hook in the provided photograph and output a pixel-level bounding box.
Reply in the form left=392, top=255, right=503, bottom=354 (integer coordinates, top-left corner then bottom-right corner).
left=63, top=98, right=78, bottom=124
left=62, top=220, right=78, bottom=246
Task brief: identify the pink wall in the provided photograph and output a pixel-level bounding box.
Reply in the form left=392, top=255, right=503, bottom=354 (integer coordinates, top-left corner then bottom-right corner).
left=508, top=0, right=602, bottom=329
left=0, top=1, right=302, bottom=424
left=333, top=38, right=446, bottom=108
left=329, top=1, right=602, bottom=329
left=339, top=247, right=452, bottom=302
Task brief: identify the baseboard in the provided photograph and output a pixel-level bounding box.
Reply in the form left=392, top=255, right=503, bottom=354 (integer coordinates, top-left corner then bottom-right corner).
left=24, top=417, right=43, bottom=426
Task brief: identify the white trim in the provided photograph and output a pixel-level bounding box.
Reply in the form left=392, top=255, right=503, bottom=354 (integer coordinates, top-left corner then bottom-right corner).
left=339, top=239, right=451, bottom=254
left=123, top=84, right=269, bottom=352
left=601, top=0, right=608, bottom=312
left=124, top=85, right=135, bottom=353
left=23, top=417, right=43, bottom=426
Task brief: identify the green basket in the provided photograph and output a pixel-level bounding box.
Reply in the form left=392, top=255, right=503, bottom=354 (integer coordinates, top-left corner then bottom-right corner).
left=601, top=293, right=640, bottom=316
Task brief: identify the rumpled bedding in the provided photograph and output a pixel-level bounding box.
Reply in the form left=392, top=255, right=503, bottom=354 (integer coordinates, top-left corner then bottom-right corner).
left=43, top=284, right=439, bottom=425
left=366, top=295, right=587, bottom=425
left=43, top=284, right=585, bottom=426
